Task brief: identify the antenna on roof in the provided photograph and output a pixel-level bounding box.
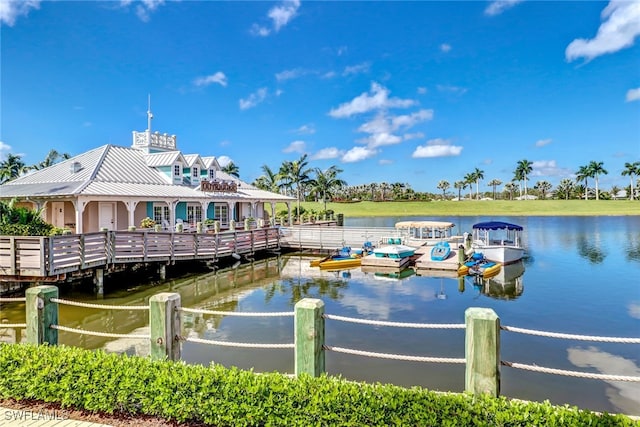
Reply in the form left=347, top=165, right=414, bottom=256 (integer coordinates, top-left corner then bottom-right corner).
left=147, top=94, right=153, bottom=132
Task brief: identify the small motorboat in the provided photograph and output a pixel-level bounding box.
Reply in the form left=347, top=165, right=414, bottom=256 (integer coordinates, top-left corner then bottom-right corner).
left=458, top=254, right=501, bottom=278
left=430, top=241, right=451, bottom=261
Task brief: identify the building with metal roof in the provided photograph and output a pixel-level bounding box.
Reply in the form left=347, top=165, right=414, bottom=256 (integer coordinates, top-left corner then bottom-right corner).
left=0, top=126, right=294, bottom=233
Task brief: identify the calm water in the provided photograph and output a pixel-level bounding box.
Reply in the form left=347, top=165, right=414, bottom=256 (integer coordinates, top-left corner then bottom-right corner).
left=1, top=216, right=639, bottom=415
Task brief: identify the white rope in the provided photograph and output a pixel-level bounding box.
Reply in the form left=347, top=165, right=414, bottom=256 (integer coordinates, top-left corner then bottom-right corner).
left=0, top=298, right=26, bottom=303
left=324, top=314, right=466, bottom=329
left=51, top=324, right=149, bottom=340
left=501, top=325, right=640, bottom=344
left=179, top=307, right=294, bottom=317
left=324, top=345, right=466, bottom=364
left=0, top=323, right=26, bottom=328
left=184, top=336, right=294, bottom=349
left=51, top=298, right=148, bottom=311
left=501, top=361, right=640, bottom=382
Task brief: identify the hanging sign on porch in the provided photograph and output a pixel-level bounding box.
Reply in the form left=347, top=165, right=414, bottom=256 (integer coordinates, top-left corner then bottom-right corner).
left=201, top=180, right=238, bottom=193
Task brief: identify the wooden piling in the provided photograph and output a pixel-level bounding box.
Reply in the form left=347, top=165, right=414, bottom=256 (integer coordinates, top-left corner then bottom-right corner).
left=149, top=292, right=181, bottom=361
left=465, top=307, right=500, bottom=397
left=295, top=298, right=325, bottom=377
left=25, top=285, right=58, bottom=345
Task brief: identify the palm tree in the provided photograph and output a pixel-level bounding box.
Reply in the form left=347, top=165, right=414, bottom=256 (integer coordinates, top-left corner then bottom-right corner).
left=503, top=182, right=516, bottom=200
left=472, top=168, right=484, bottom=199
left=369, top=182, right=378, bottom=201
left=488, top=179, right=502, bottom=200
left=30, top=149, right=71, bottom=170
left=621, top=161, right=640, bottom=200
left=379, top=182, right=391, bottom=201
left=463, top=173, right=475, bottom=200
left=575, top=164, right=591, bottom=200
left=534, top=180, right=552, bottom=199
left=555, top=178, right=575, bottom=200
left=310, top=166, right=347, bottom=211
left=253, top=164, right=281, bottom=193
left=0, top=154, right=27, bottom=184
left=453, top=181, right=465, bottom=201
left=281, top=154, right=313, bottom=218
left=437, top=180, right=450, bottom=199
left=588, top=161, right=607, bottom=201
left=515, top=160, right=533, bottom=198
left=222, top=161, right=240, bottom=178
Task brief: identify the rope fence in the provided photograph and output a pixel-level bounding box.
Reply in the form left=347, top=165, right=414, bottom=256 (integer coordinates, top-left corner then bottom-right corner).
left=324, top=313, right=466, bottom=329
left=501, top=325, right=640, bottom=344
left=501, top=361, right=640, bottom=382
left=180, top=307, right=294, bottom=317
left=51, top=324, right=150, bottom=340
left=0, top=297, right=26, bottom=303
left=184, top=336, right=294, bottom=349
left=51, top=298, right=148, bottom=311
left=325, top=345, right=466, bottom=364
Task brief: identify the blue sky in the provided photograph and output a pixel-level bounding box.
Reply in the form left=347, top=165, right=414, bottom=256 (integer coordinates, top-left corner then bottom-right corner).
left=1, top=0, right=639, bottom=193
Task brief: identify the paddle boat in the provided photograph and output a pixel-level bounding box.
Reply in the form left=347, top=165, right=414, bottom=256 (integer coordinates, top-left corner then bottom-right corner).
left=430, top=241, right=451, bottom=261
left=458, top=253, right=502, bottom=278
left=312, top=246, right=363, bottom=270
left=373, top=244, right=416, bottom=259
left=470, top=221, right=525, bottom=264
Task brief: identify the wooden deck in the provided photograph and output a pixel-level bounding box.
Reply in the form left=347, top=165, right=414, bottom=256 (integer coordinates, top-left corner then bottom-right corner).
left=279, top=226, right=402, bottom=250
left=0, top=228, right=280, bottom=280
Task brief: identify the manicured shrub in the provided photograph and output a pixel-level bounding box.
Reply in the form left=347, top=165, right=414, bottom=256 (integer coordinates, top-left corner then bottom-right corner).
left=0, top=344, right=636, bottom=426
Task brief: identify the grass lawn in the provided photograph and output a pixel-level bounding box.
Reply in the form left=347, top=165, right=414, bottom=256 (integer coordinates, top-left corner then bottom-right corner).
left=278, top=200, right=640, bottom=217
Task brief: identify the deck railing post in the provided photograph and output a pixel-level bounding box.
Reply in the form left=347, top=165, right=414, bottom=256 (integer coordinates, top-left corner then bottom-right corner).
left=295, top=298, right=325, bottom=377
left=25, top=285, right=58, bottom=345
left=465, top=307, right=500, bottom=397
left=149, top=292, right=182, bottom=361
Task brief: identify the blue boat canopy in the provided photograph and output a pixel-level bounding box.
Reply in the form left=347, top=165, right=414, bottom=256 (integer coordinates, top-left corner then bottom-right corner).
left=472, top=221, right=523, bottom=231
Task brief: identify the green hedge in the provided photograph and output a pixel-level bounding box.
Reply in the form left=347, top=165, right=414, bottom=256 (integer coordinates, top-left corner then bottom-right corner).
left=0, top=344, right=637, bottom=426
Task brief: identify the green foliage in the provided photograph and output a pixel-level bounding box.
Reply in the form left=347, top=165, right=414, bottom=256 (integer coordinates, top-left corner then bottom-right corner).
left=0, top=200, right=54, bottom=236
left=0, top=344, right=637, bottom=426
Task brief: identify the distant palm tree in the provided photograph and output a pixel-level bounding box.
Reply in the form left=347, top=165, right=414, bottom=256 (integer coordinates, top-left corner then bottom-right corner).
left=310, top=166, right=347, bottom=211
left=472, top=168, right=484, bottom=199
left=0, top=153, right=27, bottom=184
left=252, top=164, right=281, bottom=193
left=281, top=154, right=313, bottom=218
left=31, top=149, right=71, bottom=170
left=222, top=161, right=240, bottom=178
left=463, top=173, right=475, bottom=200
left=437, top=180, right=450, bottom=199
left=515, top=159, right=533, bottom=198
left=555, top=178, right=575, bottom=200
left=588, top=160, right=607, bottom=201
left=454, top=181, right=465, bottom=201
left=621, top=161, right=640, bottom=200
left=534, top=180, right=552, bottom=199
left=575, top=164, right=592, bottom=200
left=488, top=179, right=502, bottom=200
left=503, top=182, right=516, bottom=200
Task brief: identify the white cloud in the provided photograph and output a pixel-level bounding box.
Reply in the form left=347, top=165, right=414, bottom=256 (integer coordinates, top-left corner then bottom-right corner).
left=403, top=132, right=424, bottom=141
left=311, top=147, right=344, bottom=160
left=329, top=82, right=416, bottom=118
left=535, top=138, right=552, bottom=147
left=530, top=160, right=572, bottom=177
left=440, top=43, right=451, bottom=52
left=239, top=88, right=268, bottom=110
left=437, top=84, right=468, bottom=95
left=484, top=0, right=524, bottom=16
left=251, top=0, right=300, bottom=36
left=391, top=109, right=434, bottom=129
left=0, top=0, right=40, bottom=26
left=378, top=159, right=394, bottom=165
left=341, top=146, right=378, bottom=163
left=417, top=87, right=428, bottom=95
left=626, top=87, right=640, bottom=102
left=193, top=72, right=228, bottom=87
left=217, top=155, right=233, bottom=167
left=322, top=71, right=337, bottom=79
left=276, top=68, right=308, bottom=81
left=629, top=302, right=640, bottom=319
left=283, top=140, right=306, bottom=153
left=566, top=1, right=640, bottom=62
left=343, top=62, right=371, bottom=76
left=120, top=0, right=165, bottom=22
left=293, top=124, right=316, bottom=135
left=358, top=132, right=403, bottom=148
left=0, top=141, right=12, bottom=160
left=412, top=139, right=463, bottom=158
left=337, top=46, right=348, bottom=56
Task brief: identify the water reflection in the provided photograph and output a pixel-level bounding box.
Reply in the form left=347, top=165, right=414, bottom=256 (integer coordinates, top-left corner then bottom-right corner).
left=469, top=260, right=526, bottom=301
left=577, top=236, right=607, bottom=264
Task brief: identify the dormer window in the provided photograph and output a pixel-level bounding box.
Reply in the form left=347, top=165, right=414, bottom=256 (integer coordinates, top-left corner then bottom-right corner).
left=173, top=164, right=181, bottom=176
left=192, top=167, right=199, bottom=178
left=209, top=169, right=216, bottom=180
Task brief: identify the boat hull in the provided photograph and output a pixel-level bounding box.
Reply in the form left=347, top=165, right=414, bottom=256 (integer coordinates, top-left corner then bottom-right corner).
left=472, top=245, right=524, bottom=264
left=319, top=257, right=362, bottom=270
